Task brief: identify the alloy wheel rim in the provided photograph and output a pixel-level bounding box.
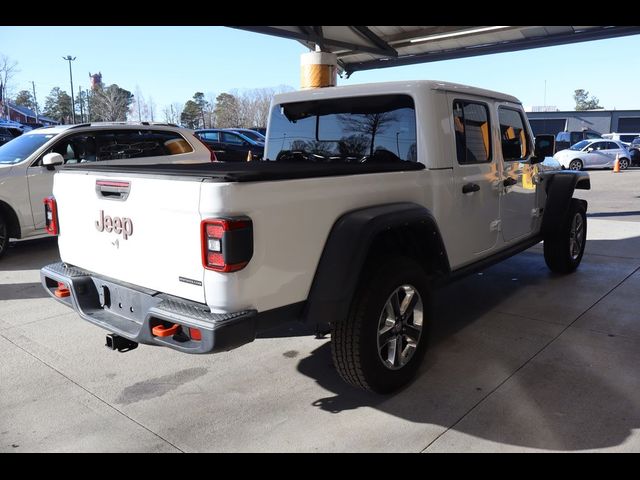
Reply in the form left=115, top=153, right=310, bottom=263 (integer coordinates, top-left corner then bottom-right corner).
left=377, top=285, right=423, bottom=370
left=569, top=212, right=584, bottom=261
left=570, top=160, right=581, bottom=170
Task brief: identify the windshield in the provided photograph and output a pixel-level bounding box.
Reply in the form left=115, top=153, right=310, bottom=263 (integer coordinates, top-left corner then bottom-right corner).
left=569, top=140, right=590, bottom=151
left=0, top=133, right=54, bottom=164
left=265, top=94, right=417, bottom=163
left=237, top=130, right=265, bottom=142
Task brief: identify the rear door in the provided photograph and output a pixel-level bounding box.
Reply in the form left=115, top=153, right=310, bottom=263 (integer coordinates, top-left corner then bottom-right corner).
left=220, top=132, right=250, bottom=161
left=54, top=171, right=206, bottom=303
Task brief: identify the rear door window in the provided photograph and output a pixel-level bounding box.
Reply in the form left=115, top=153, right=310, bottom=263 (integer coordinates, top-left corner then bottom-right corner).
left=453, top=100, right=491, bottom=164
left=221, top=132, right=244, bottom=145
left=200, top=131, right=219, bottom=142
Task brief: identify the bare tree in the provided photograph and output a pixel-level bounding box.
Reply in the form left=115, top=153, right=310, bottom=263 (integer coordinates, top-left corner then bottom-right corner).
left=0, top=54, right=19, bottom=118
left=148, top=96, right=155, bottom=122
left=339, top=112, right=398, bottom=156
left=162, top=102, right=183, bottom=125
left=227, top=85, right=295, bottom=129
left=92, top=84, right=134, bottom=121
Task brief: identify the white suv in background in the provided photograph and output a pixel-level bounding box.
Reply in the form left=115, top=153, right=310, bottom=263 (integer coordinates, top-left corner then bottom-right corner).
left=0, top=122, right=213, bottom=258
left=602, top=132, right=640, bottom=146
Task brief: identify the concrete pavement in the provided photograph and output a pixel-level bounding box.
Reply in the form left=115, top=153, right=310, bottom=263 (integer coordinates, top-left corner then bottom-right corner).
left=1, top=169, right=639, bottom=452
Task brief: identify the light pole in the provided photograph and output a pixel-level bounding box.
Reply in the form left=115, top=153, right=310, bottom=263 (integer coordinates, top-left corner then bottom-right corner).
left=62, top=55, right=76, bottom=124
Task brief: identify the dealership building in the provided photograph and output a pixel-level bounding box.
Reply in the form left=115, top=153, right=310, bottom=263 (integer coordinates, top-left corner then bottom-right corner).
left=526, top=109, right=640, bottom=137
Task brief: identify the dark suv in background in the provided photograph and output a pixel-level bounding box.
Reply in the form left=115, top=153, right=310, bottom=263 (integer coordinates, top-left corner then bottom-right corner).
left=195, top=128, right=264, bottom=161
left=0, top=126, right=23, bottom=146
left=628, top=136, right=640, bottom=166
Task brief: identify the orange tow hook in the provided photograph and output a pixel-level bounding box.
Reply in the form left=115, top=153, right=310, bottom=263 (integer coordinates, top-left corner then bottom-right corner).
left=152, top=323, right=180, bottom=337
left=54, top=281, right=71, bottom=298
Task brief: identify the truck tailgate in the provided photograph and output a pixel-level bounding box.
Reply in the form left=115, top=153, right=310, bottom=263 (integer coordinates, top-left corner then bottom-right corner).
left=54, top=171, right=205, bottom=303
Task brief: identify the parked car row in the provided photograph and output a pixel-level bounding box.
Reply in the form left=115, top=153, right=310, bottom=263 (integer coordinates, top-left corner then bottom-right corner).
left=0, top=122, right=214, bottom=256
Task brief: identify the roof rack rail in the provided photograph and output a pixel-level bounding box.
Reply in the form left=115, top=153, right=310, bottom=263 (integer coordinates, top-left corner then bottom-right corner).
left=148, top=122, right=180, bottom=127
left=69, top=123, right=91, bottom=129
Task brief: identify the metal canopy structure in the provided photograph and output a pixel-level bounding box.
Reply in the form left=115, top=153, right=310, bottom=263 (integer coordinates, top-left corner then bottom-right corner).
left=231, top=26, right=640, bottom=77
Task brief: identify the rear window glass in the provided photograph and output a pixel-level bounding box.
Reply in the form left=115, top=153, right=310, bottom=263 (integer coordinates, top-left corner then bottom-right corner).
left=93, top=130, right=192, bottom=161
left=266, top=94, right=417, bottom=163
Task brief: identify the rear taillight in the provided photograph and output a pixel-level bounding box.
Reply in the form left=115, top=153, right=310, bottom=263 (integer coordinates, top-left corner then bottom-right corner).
left=44, top=196, right=59, bottom=235
left=194, top=136, right=218, bottom=162
left=201, top=217, right=253, bottom=272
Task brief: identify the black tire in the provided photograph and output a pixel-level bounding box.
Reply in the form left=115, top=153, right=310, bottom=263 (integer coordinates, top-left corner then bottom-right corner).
left=544, top=199, right=587, bottom=274
left=0, top=213, right=8, bottom=259
left=619, top=157, right=630, bottom=170
left=569, top=159, right=583, bottom=171
left=331, top=256, right=430, bottom=394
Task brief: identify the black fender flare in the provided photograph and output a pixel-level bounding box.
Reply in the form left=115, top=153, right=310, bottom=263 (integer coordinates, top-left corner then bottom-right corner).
left=304, top=202, right=449, bottom=326
left=541, top=171, right=590, bottom=237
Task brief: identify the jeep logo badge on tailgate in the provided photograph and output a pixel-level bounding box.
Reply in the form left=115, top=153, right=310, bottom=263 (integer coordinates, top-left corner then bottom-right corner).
left=96, top=210, right=133, bottom=240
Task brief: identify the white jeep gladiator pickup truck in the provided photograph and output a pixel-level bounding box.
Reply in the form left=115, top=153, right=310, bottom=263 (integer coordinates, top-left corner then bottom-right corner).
left=41, top=81, right=589, bottom=393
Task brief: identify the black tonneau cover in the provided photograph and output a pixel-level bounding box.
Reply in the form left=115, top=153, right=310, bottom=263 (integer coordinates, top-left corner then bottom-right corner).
left=63, top=161, right=425, bottom=182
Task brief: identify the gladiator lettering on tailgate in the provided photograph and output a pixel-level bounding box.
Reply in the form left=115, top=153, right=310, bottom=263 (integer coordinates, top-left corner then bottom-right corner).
left=95, top=210, right=134, bottom=240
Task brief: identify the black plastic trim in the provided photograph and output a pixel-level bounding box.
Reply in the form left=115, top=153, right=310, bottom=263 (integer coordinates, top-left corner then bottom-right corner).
left=541, top=171, right=590, bottom=236
left=62, top=160, right=426, bottom=182
left=41, top=262, right=305, bottom=355
left=436, top=235, right=543, bottom=287
left=304, top=202, right=449, bottom=326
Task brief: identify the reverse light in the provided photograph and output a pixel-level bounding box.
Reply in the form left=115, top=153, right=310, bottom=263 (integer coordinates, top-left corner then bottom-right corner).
left=43, top=196, right=59, bottom=235
left=201, top=217, right=253, bottom=272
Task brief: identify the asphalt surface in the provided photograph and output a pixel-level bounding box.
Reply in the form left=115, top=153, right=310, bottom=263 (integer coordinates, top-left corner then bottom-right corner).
left=1, top=169, right=640, bottom=452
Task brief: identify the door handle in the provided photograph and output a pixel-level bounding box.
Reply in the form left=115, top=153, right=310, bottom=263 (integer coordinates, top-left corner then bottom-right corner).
left=462, top=183, right=480, bottom=194
left=503, top=177, right=517, bottom=187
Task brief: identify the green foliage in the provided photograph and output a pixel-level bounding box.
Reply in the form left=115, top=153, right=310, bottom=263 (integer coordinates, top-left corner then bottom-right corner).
left=14, top=90, right=35, bottom=109
left=43, top=87, right=73, bottom=123
left=181, top=100, right=202, bottom=129
left=574, top=89, right=603, bottom=111
left=214, top=93, right=240, bottom=128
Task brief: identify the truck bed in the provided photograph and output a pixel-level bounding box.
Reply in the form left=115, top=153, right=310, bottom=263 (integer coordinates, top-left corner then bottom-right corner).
left=63, top=160, right=425, bottom=182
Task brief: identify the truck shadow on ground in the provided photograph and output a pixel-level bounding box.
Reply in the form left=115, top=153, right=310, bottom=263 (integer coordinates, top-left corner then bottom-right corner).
left=1, top=238, right=59, bottom=272
left=287, top=241, right=640, bottom=451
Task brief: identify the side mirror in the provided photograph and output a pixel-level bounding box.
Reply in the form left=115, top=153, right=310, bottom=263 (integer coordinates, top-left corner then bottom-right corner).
left=42, top=152, right=64, bottom=169
left=531, top=135, right=554, bottom=164
left=586, top=147, right=594, bottom=152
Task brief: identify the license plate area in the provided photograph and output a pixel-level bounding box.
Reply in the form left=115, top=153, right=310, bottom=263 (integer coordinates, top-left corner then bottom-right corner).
left=90, top=278, right=159, bottom=324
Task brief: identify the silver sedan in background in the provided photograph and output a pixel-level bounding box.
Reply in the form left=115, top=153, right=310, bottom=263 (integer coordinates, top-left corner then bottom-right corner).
left=553, top=139, right=631, bottom=171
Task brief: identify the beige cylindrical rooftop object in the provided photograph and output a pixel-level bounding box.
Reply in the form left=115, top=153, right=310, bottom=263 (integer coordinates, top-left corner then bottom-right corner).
left=300, top=51, right=337, bottom=89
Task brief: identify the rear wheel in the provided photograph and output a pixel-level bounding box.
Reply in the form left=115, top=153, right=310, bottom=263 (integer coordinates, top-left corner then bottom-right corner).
left=544, top=199, right=587, bottom=274
left=0, top=214, right=8, bottom=258
left=331, top=256, right=430, bottom=393
left=569, top=159, right=583, bottom=171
